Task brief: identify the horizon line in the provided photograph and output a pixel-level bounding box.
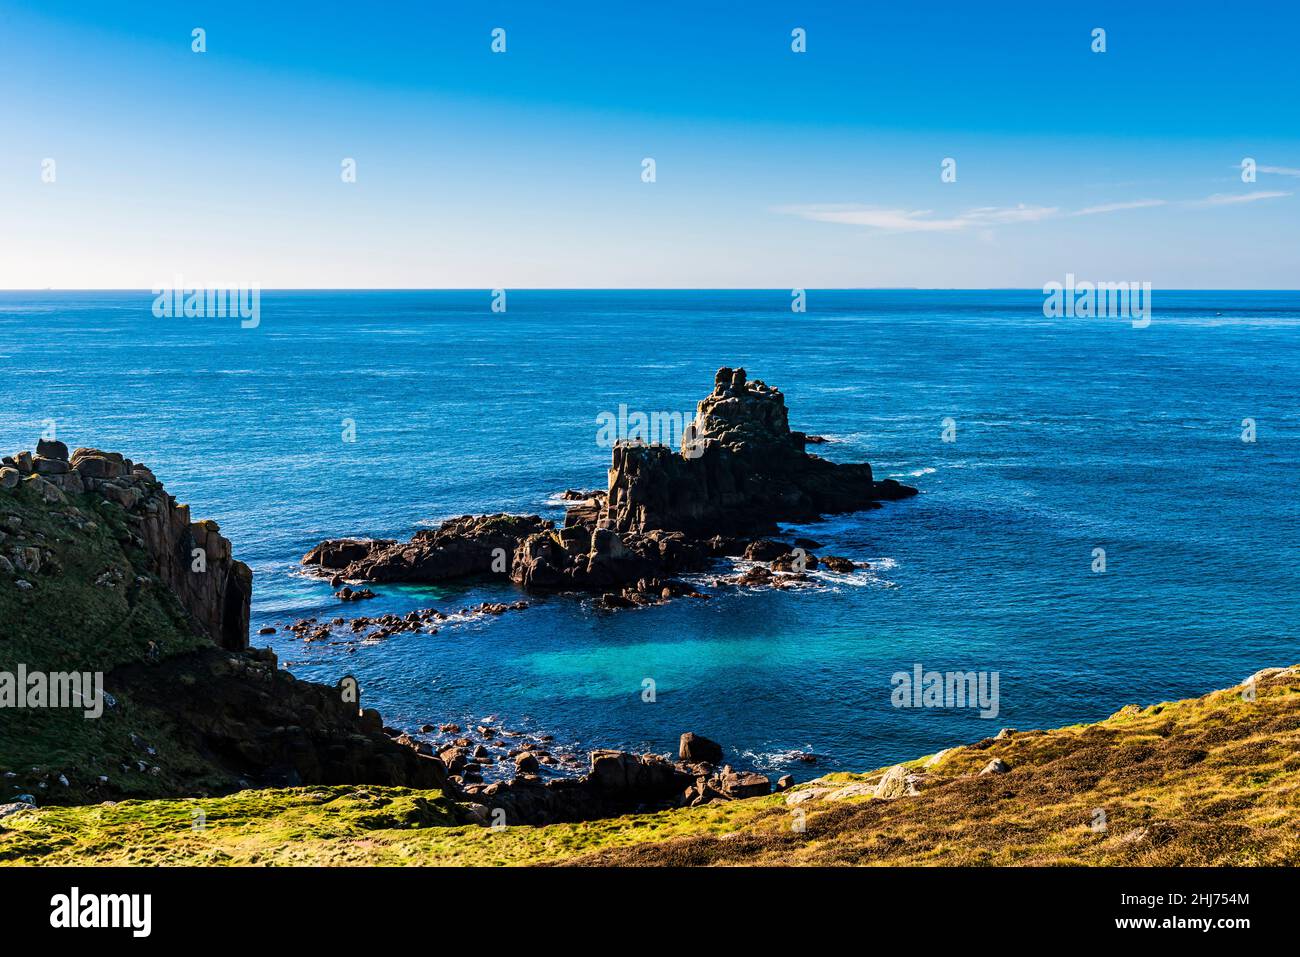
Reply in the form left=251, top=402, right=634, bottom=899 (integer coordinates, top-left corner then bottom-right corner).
left=3, top=287, right=1300, bottom=294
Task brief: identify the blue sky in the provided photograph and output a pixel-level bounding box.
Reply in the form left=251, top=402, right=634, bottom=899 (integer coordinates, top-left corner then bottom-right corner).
left=2, top=0, right=1297, bottom=288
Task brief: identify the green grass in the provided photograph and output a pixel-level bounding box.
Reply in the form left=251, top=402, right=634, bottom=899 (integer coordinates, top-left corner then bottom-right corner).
left=0, top=785, right=776, bottom=866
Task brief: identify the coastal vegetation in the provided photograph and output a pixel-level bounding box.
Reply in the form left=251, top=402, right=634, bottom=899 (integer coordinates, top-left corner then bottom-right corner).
left=4, top=666, right=1296, bottom=865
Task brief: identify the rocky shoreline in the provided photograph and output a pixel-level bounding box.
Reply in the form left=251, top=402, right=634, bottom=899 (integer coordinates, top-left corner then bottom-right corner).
left=1, top=366, right=919, bottom=825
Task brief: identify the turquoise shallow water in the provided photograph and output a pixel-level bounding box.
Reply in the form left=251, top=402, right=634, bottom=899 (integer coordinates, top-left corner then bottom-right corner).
left=2, top=290, right=1297, bottom=779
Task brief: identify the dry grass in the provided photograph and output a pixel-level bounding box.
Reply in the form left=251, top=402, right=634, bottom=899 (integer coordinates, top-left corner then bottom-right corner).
left=565, top=667, right=1300, bottom=866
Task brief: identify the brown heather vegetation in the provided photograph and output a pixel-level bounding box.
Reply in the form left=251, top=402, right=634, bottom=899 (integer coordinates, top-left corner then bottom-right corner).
left=565, top=665, right=1300, bottom=866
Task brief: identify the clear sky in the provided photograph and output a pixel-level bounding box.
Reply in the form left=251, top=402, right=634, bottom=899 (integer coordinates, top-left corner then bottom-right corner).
left=2, top=0, right=1297, bottom=288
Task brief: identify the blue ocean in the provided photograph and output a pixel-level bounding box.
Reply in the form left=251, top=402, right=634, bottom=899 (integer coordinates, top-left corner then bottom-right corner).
left=2, top=290, right=1297, bottom=780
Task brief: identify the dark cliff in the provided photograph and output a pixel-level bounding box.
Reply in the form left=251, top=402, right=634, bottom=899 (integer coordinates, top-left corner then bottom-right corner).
left=0, top=441, right=443, bottom=807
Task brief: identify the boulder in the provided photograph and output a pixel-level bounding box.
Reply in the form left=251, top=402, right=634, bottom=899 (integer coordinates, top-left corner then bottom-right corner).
left=718, top=769, right=771, bottom=799
left=36, top=439, right=69, bottom=461
left=744, top=539, right=793, bottom=562
left=772, top=549, right=818, bottom=572
left=820, top=555, right=857, bottom=573
left=0, top=802, right=34, bottom=820
left=874, top=765, right=910, bottom=799
left=679, top=731, right=724, bottom=764
left=514, top=752, right=540, bottom=774
left=32, top=456, right=69, bottom=476
left=70, top=449, right=128, bottom=479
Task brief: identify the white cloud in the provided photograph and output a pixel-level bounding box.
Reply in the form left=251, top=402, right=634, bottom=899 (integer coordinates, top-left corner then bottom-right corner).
left=1257, top=165, right=1300, bottom=177
left=777, top=203, right=1057, bottom=233
left=1190, top=191, right=1292, bottom=206
left=779, top=189, right=1291, bottom=234
left=1071, top=199, right=1168, bottom=216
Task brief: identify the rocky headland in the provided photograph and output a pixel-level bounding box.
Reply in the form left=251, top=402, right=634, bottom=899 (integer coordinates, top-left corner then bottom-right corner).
left=6, top=666, right=1297, bottom=866
left=0, top=441, right=444, bottom=807
left=303, top=366, right=917, bottom=609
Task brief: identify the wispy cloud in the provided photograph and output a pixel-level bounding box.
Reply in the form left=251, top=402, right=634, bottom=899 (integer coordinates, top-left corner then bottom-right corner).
left=1190, top=190, right=1293, bottom=206
left=1255, top=165, right=1300, bottom=177
left=1070, top=199, right=1168, bottom=216
left=776, top=203, right=1057, bottom=233
left=779, top=189, right=1291, bottom=232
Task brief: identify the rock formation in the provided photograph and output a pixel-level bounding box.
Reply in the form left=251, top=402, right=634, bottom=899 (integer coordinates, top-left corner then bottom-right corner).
left=3, top=442, right=250, bottom=650
left=3, top=390, right=920, bottom=814
left=304, top=367, right=919, bottom=604
left=599, top=366, right=913, bottom=536
left=452, top=736, right=773, bottom=826
left=1, top=442, right=444, bottom=805
left=303, top=513, right=550, bottom=584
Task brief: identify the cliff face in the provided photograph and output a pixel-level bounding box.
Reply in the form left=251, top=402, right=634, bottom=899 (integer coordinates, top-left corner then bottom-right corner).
left=0, top=442, right=442, bottom=807
left=1, top=441, right=249, bottom=651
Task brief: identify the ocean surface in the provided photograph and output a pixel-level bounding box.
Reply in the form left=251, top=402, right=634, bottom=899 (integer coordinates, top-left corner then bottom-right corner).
left=2, top=290, right=1297, bottom=780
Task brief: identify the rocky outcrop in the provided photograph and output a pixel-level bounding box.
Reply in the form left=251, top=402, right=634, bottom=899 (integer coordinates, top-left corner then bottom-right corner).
left=3, top=443, right=251, bottom=650
left=600, top=367, right=916, bottom=536
left=452, top=739, right=772, bottom=826
left=110, top=646, right=447, bottom=792
left=304, top=513, right=550, bottom=585
left=283, top=600, right=528, bottom=643
left=510, top=525, right=712, bottom=594
left=303, top=367, right=919, bottom=603
left=1, top=441, right=446, bottom=806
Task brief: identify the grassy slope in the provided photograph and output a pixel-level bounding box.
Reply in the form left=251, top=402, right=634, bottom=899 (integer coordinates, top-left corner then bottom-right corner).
left=4, top=666, right=1297, bottom=866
